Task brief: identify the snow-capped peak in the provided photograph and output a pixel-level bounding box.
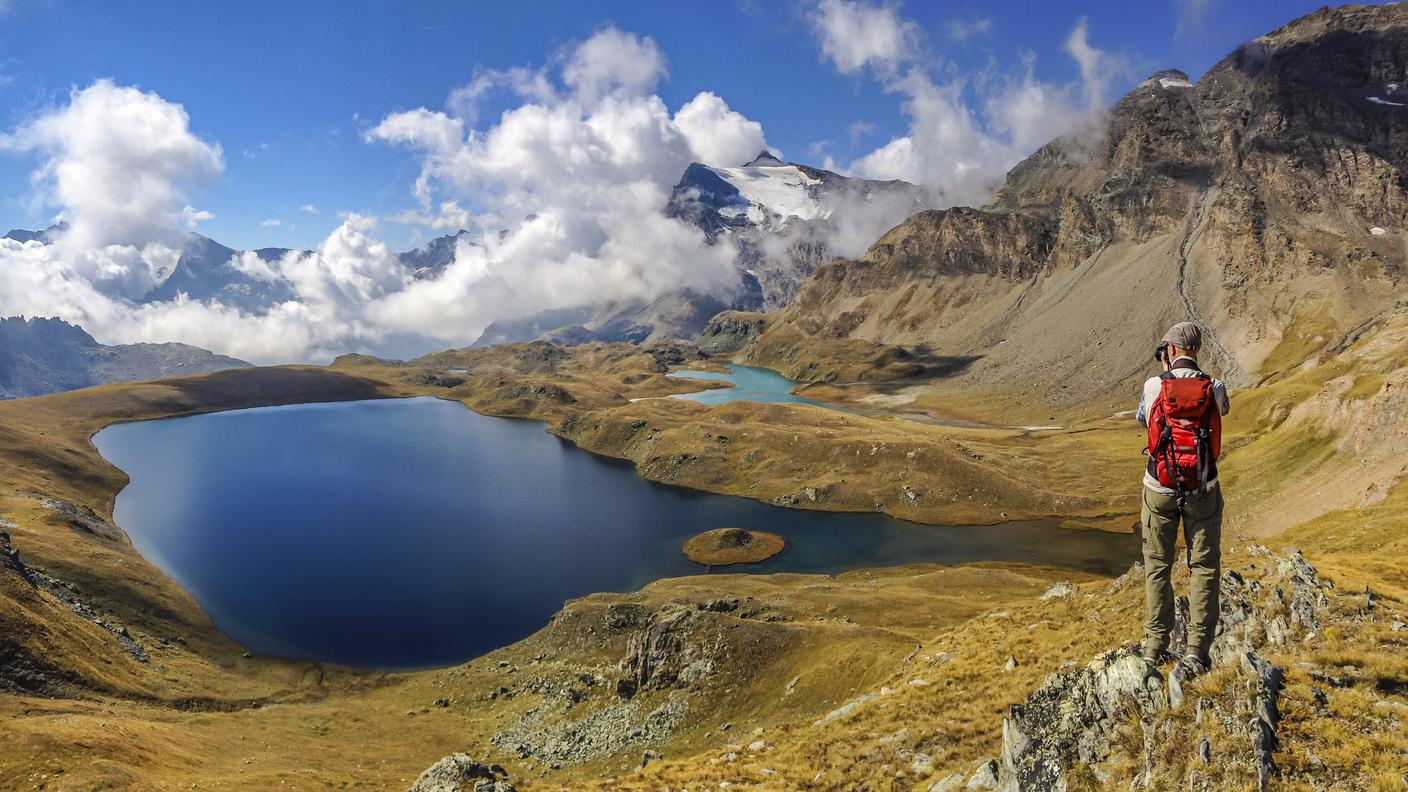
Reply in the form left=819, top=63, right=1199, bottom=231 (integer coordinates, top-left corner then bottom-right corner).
left=707, top=160, right=828, bottom=226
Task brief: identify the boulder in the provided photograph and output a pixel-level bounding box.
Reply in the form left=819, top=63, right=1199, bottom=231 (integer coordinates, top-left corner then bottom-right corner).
left=407, top=754, right=514, bottom=792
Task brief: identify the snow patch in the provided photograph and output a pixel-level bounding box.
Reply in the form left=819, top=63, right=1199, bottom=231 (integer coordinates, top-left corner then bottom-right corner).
left=705, top=162, right=830, bottom=227
left=1158, top=76, right=1192, bottom=89
left=1367, top=96, right=1406, bottom=106
left=1370, top=227, right=1387, bottom=236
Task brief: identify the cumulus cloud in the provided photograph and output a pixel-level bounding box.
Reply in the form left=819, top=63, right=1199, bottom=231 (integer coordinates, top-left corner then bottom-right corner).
left=363, top=27, right=749, bottom=344
left=0, top=80, right=223, bottom=252
left=672, top=92, right=768, bottom=166
left=816, top=0, right=1125, bottom=207
left=0, top=81, right=398, bottom=363
left=299, top=203, right=319, bottom=214
left=1, top=29, right=765, bottom=365
left=1065, top=19, right=1123, bottom=112
left=560, top=26, right=667, bottom=103
left=182, top=205, right=215, bottom=227
left=388, top=200, right=474, bottom=231
left=808, top=0, right=918, bottom=75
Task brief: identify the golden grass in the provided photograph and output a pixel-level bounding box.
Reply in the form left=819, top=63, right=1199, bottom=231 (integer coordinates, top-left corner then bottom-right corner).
left=2, top=312, right=1407, bottom=790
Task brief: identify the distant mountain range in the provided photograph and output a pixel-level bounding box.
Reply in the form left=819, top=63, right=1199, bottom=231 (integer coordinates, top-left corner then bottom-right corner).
left=5, top=153, right=929, bottom=350
left=0, top=316, right=250, bottom=400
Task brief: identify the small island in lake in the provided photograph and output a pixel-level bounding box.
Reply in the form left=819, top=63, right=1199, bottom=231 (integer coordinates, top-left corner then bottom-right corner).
left=683, top=527, right=785, bottom=566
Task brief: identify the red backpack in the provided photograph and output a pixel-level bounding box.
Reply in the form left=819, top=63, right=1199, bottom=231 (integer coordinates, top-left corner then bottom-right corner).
left=1146, top=371, right=1222, bottom=492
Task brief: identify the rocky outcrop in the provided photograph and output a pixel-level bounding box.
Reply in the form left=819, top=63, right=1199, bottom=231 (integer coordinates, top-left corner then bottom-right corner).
left=697, top=311, right=768, bottom=356
left=998, top=647, right=1165, bottom=790
left=1, top=531, right=36, bottom=587
left=620, top=608, right=719, bottom=691
left=994, top=547, right=1328, bottom=790
left=407, top=754, right=515, bottom=792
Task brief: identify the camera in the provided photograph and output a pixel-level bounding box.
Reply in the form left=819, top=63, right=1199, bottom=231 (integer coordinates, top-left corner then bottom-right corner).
left=1154, top=345, right=1169, bottom=363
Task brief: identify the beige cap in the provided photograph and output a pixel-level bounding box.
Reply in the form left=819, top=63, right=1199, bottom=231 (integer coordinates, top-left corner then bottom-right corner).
left=1161, top=321, right=1202, bottom=350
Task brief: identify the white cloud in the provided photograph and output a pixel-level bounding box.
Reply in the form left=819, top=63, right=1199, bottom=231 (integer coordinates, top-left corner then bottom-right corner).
left=364, top=27, right=748, bottom=345
left=947, top=18, right=992, bottom=41
left=818, top=1, right=1125, bottom=207
left=260, top=218, right=283, bottom=228
left=228, top=250, right=281, bottom=283
left=1065, top=19, right=1123, bottom=113
left=846, top=119, right=877, bottom=148
left=182, top=205, right=214, bottom=227
left=0, top=82, right=400, bottom=363
left=389, top=200, right=474, bottom=231
left=299, top=203, right=319, bottom=214
left=0, top=28, right=769, bottom=365
left=984, top=54, right=1085, bottom=154
left=0, top=79, right=224, bottom=253
left=446, top=66, right=557, bottom=124
left=808, top=0, right=918, bottom=76
left=672, top=92, right=768, bottom=166
left=561, top=27, right=667, bottom=104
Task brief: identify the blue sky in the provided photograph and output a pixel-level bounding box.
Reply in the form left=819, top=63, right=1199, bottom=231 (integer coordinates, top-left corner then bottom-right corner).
left=0, top=0, right=1341, bottom=252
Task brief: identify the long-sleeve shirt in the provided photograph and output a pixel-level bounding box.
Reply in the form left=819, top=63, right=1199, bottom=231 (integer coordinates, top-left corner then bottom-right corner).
left=1136, top=357, right=1230, bottom=495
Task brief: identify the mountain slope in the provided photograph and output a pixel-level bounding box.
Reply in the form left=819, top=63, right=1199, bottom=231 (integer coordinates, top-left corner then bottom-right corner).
left=734, top=3, right=1408, bottom=422
left=0, top=316, right=250, bottom=399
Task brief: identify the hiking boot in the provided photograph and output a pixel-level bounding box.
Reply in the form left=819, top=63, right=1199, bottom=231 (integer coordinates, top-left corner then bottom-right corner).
left=1173, top=653, right=1210, bottom=683
left=1142, top=646, right=1177, bottom=666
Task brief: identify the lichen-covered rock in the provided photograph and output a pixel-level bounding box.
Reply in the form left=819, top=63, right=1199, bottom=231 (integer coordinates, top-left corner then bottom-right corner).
left=966, top=758, right=1000, bottom=789
left=619, top=607, right=719, bottom=690
left=1241, top=651, right=1285, bottom=790
left=407, top=753, right=514, bottom=792
left=999, top=647, right=1166, bottom=791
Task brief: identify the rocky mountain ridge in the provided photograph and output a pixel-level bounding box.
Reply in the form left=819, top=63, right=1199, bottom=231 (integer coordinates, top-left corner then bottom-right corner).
left=0, top=316, right=250, bottom=400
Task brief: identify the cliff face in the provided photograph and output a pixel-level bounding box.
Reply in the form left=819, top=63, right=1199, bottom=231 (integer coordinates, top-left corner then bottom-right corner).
left=738, top=4, right=1408, bottom=415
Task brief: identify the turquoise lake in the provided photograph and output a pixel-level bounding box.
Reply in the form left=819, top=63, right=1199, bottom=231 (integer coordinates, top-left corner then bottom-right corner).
left=93, top=397, right=1137, bottom=669
left=666, top=364, right=835, bottom=407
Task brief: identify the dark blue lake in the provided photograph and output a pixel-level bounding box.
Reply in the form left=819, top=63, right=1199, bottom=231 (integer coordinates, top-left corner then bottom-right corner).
left=93, top=397, right=1136, bottom=669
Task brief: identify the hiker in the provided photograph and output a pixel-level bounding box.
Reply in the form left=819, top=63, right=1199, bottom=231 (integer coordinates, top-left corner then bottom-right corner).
left=1135, top=321, right=1230, bottom=679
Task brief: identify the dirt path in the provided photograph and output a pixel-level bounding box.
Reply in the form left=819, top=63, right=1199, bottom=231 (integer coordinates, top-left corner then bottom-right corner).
left=1176, top=183, right=1245, bottom=383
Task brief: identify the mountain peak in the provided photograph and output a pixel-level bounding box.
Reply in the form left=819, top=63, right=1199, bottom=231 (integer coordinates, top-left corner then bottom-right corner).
left=1140, top=69, right=1193, bottom=90
left=744, top=150, right=785, bottom=167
